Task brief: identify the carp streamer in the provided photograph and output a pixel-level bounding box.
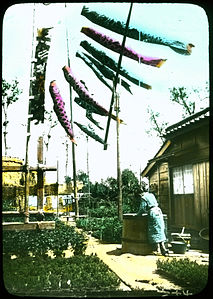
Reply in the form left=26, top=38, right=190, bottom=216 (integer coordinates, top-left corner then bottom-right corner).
left=81, top=27, right=166, bottom=68
left=80, top=40, right=151, bottom=90
left=76, top=51, right=132, bottom=94
left=49, top=80, right=76, bottom=144
left=62, top=65, right=124, bottom=124
left=81, top=6, right=194, bottom=55
left=74, top=122, right=105, bottom=144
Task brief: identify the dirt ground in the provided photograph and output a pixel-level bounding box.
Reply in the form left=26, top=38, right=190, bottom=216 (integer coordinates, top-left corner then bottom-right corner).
left=84, top=234, right=209, bottom=293
left=64, top=218, right=209, bottom=294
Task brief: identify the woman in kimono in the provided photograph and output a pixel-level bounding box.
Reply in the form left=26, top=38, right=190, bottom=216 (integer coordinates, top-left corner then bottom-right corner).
left=137, top=178, right=169, bottom=256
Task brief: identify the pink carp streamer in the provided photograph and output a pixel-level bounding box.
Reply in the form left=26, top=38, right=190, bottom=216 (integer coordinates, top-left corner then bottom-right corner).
left=81, top=6, right=194, bottom=55
left=81, top=27, right=166, bottom=68
left=49, top=80, right=76, bottom=145
left=62, top=65, right=124, bottom=124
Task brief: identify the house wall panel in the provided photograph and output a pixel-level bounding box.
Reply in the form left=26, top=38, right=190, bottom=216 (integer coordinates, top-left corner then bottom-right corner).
left=193, top=161, right=209, bottom=229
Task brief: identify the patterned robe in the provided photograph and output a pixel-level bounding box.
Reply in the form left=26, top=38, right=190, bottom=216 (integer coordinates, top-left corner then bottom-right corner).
left=137, top=192, right=166, bottom=244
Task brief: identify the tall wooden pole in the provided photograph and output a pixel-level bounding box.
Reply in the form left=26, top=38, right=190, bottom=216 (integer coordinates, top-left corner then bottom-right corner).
left=56, top=159, right=59, bottom=216
left=65, top=4, right=79, bottom=218
left=115, top=92, right=123, bottom=221
left=104, top=3, right=133, bottom=150
left=24, top=4, right=36, bottom=223
left=86, top=136, right=91, bottom=201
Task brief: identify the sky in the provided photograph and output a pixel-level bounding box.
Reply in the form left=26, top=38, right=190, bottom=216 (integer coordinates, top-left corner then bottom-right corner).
left=2, top=3, right=209, bottom=184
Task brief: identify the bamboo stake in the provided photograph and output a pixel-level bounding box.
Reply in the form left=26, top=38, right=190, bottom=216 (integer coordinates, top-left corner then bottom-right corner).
left=104, top=3, right=133, bottom=150
left=115, top=92, right=123, bottom=221
left=65, top=3, right=79, bottom=218
left=24, top=4, right=36, bottom=224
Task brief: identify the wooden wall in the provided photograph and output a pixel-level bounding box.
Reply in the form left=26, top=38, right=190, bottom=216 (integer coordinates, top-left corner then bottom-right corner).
left=193, top=161, right=209, bottom=229
left=149, top=162, right=170, bottom=218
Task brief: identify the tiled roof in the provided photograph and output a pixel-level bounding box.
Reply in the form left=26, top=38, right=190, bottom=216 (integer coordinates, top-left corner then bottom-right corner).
left=164, top=107, right=209, bottom=138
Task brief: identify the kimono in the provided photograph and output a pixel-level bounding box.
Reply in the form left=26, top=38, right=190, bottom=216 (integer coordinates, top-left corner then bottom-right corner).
left=137, top=192, right=166, bottom=244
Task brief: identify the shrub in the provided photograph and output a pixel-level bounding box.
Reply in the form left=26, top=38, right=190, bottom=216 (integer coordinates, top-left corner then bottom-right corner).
left=3, top=219, right=87, bottom=258
left=76, top=216, right=122, bottom=243
left=88, top=206, right=117, bottom=218
left=156, top=257, right=209, bottom=294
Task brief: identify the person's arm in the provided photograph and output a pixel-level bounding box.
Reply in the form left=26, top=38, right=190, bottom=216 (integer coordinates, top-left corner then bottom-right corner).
left=137, top=199, right=147, bottom=216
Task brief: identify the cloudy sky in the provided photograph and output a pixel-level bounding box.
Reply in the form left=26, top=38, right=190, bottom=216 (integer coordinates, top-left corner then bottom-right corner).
left=2, top=3, right=209, bottom=183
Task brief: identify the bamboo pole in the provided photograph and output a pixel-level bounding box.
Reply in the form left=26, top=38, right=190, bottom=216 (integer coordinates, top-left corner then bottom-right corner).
left=115, top=92, right=123, bottom=221
left=24, top=4, right=36, bottom=224
left=65, top=3, right=79, bottom=218
left=56, top=159, right=59, bottom=217
left=104, top=3, right=133, bottom=150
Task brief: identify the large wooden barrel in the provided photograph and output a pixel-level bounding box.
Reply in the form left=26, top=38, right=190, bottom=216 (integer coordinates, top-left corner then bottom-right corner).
left=121, top=213, right=152, bottom=255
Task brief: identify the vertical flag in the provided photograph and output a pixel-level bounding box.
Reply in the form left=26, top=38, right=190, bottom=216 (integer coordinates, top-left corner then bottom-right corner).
left=30, top=28, right=52, bottom=124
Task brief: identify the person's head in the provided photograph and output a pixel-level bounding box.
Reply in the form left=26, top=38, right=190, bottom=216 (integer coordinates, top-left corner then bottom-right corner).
left=141, top=177, right=149, bottom=192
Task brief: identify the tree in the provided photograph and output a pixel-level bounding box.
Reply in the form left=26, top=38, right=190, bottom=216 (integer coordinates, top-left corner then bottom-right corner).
left=146, top=84, right=209, bottom=143
left=2, top=79, right=22, bottom=156
left=169, top=86, right=195, bottom=117
left=146, top=106, right=168, bottom=143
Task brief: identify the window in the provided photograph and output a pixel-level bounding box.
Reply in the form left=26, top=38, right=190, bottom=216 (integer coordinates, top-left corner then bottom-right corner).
left=172, top=164, right=194, bottom=194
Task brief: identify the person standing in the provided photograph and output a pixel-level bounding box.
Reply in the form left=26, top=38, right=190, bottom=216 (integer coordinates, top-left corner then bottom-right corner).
left=137, top=178, right=169, bottom=256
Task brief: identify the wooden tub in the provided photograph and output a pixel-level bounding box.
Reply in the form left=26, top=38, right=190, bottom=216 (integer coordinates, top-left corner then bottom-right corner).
left=121, top=213, right=152, bottom=255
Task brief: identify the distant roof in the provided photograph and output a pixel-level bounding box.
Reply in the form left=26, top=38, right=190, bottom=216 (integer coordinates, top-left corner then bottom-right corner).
left=164, top=107, right=209, bottom=139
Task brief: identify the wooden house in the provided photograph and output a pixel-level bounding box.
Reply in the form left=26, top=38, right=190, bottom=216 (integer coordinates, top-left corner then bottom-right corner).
left=141, top=107, right=209, bottom=232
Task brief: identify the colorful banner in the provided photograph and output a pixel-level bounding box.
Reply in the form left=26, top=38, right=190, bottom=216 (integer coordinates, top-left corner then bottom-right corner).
left=80, top=40, right=151, bottom=90
left=30, top=28, right=52, bottom=123
left=49, top=80, right=76, bottom=144
left=81, top=6, right=194, bottom=55
left=81, top=27, right=166, bottom=67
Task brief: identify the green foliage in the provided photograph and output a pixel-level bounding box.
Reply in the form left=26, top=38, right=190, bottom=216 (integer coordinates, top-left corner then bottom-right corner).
left=3, top=219, right=87, bottom=258
left=2, top=79, right=22, bottom=155
left=146, top=106, right=169, bottom=143
left=2, top=200, right=17, bottom=211
left=76, top=216, right=122, bottom=243
left=156, top=257, right=208, bottom=294
left=79, top=169, right=140, bottom=214
left=169, top=86, right=195, bottom=117
left=3, top=254, right=120, bottom=295
left=2, top=79, right=22, bottom=106
left=2, top=212, right=56, bottom=223
left=89, top=205, right=117, bottom=218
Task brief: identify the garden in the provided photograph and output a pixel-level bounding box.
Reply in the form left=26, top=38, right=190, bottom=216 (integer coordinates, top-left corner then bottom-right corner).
left=3, top=217, right=121, bottom=296
left=3, top=169, right=209, bottom=296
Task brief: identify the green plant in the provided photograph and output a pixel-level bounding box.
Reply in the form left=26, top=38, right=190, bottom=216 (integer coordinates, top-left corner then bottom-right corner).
left=3, top=255, right=120, bottom=295
left=76, top=216, right=122, bottom=243
left=3, top=219, right=87, bottom=258
left=156, top=257, right=208, bottom=294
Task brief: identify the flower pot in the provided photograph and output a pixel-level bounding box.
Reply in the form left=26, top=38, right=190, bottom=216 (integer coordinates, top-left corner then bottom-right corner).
left=171, top=241, right=187, bottom=254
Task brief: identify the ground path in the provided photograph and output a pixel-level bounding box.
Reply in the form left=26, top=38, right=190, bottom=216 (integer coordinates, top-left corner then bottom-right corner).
left=63, top=217, right=209, bottom=294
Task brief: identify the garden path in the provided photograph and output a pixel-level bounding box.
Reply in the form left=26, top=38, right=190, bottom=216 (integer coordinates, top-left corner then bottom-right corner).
left=67, top=218, right=209, bottom=293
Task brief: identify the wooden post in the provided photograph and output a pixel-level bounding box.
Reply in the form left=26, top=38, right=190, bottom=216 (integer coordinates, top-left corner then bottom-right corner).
left=86, top=136, right=91, bottom=201
left=56, top=159, right=59, bottom=216
left=115, top=92, right=123, bottom=221
left=24, top=4, right=36, bottom=224
left=65, top=16, right=79, bottom=218
left=37, top=168, right=44, bottom=211
left=37, top=136, right=44, bottom=211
